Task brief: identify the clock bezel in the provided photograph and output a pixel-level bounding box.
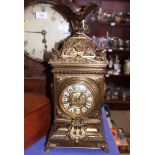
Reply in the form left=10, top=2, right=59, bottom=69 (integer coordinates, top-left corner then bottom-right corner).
left=57, top=77, right=100, bottom=118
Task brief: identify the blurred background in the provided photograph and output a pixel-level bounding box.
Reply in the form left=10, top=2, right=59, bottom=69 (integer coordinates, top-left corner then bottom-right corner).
left=24, top=0, right=130, bottom=154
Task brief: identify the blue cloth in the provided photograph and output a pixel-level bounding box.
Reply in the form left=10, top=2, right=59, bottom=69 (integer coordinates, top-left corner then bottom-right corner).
left=25, top=108, right=120, bottom=155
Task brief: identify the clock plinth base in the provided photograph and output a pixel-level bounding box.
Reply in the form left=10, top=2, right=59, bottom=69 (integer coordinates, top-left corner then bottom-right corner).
left=45, top=139, right=109, bottom=152
left=45, top=118, right=109, bottom=152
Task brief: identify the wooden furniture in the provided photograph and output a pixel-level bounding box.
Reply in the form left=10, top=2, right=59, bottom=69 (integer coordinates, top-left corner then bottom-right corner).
left=24, top=92, right=51, bottom=148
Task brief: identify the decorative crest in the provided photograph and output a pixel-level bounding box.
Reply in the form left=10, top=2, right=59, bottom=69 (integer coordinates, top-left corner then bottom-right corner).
left=48, top=2, right=107, bottom=66
left=54, top=2, right=97, bottom=33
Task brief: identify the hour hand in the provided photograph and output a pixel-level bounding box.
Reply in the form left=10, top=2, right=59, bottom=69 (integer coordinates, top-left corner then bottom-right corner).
left=25, top=31, right=42, bottom=33
left=25, top=30, right=47, bottom=35
left=77, top=93, right=83, bottom=101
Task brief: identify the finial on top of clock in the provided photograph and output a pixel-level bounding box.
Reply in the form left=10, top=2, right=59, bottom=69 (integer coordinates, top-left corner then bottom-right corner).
left=55, top=1, right=97, bottom=34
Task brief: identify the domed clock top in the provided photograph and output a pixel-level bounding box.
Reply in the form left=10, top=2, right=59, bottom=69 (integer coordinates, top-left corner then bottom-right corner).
left=48, top=33, right=108, bottom=66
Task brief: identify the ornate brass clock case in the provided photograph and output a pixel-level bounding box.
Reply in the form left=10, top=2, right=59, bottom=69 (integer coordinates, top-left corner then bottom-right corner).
left=45, top=3, right=109, bottom=152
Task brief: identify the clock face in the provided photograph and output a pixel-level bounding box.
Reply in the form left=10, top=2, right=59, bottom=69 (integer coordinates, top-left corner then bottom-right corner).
left=59, top=84, right=96, bottom=118
left=24, top=2, right=72, bottom=61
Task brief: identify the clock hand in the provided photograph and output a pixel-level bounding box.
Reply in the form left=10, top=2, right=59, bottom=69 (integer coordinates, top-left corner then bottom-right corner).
left=41, top=30, right=48, bottom=50
left=25, top=30, right=47, bottom=35
left=77, top=93, right=83, bottom=102
left=25, top=30, right=48, bottom=50
left=79, top=92, right=84, bottom=98
left=25, top=31, right=42, bottom=34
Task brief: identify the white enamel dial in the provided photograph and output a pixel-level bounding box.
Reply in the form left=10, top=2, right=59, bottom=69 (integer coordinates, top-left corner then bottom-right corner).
left=60, top=84, right=95, bottom=117
left=24, top=2, right=72, bottom=61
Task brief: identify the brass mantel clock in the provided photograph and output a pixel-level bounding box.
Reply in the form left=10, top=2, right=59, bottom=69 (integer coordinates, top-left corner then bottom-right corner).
left=45, top=3, right=109, bottom=152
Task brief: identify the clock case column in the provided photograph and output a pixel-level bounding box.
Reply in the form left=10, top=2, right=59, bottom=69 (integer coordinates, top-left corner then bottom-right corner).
left=45, top=65, right=109, bottom=152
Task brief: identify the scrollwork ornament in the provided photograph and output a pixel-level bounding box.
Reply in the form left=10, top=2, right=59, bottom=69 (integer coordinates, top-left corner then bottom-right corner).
left=67, top=118, right=87, bottom=144
left=89, top=109, right=101, bottom=119
left=49, top=35, right=108, bottom=65
left=56, top=107, right=70, bottom=119
left=55, top=76, right=66, bottom=83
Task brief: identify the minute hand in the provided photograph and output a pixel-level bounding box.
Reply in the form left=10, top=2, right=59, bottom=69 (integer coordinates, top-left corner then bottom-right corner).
left=78, top=93, right=83, bottom=101
left=25, top=30, right=47, bottom=35
left=24, top=31, right=42, bottom=33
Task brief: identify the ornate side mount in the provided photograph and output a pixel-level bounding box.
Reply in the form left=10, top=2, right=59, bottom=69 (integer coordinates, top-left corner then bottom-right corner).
left=56, top=107, right=70, bottom=119
left=67, top=118, right=87, bottom=144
